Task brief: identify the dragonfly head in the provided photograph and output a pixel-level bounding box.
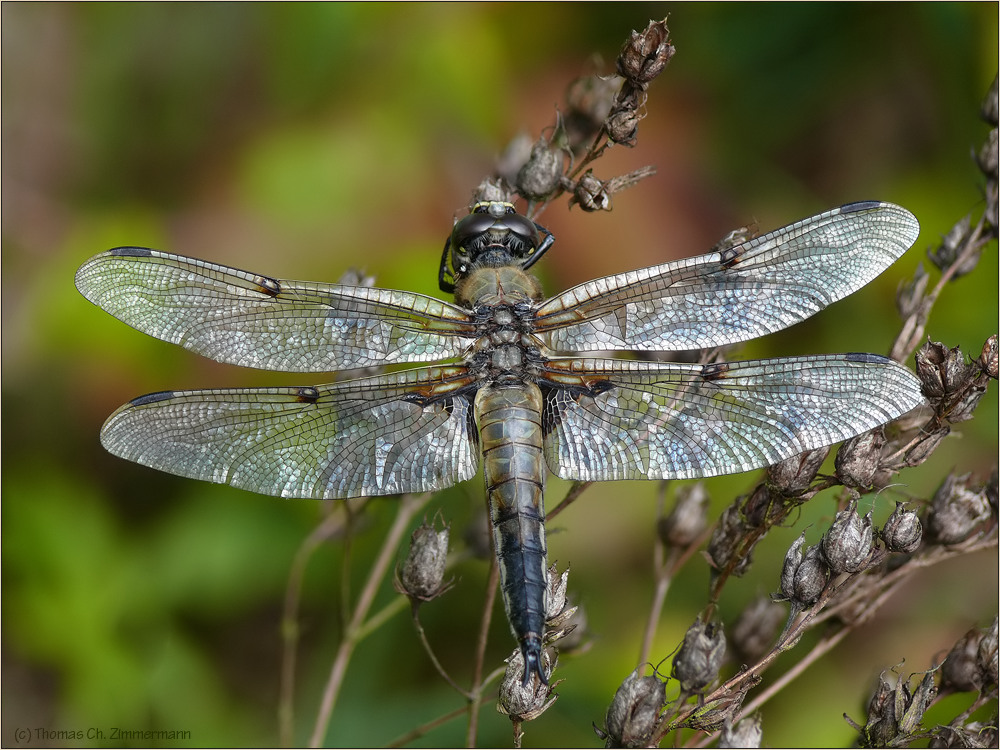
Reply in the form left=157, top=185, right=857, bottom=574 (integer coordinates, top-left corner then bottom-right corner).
left=438, top=201, right=554, bottom=294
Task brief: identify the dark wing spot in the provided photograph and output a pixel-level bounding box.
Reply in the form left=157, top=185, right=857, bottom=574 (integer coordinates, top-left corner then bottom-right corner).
left=719, top=245, right=744, bottom=269
left=465, top=397, right=480, bottom=449
left=845, top=352, right=891, bottom=365
left=402, top=380, right=480, bottom=409
left=255, top=275, right=281, bottom=296
left=295, top=386, right=320, bottom=403
left=700, top=362, right=730, bottom=381
left=540, top=379, right=614, bottom=436
left=589, top=380, right=615, bottom=396
left=840, top=200, right=881, bottom=214
left=131, top=390, right=175, bottom=406
left=401, top=391, right=433, bottom=407
left=109, top=247, right=154, bottom=257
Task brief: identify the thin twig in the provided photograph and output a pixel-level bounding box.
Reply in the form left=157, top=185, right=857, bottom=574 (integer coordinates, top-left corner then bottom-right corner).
left=386, top=703, right=473, bottom=748
left=545, top=481, right=593, bottom=521
left=466, top=555, right=500, bottom=748
left=309, top=493, right=431, bottom=748
left=412, top=605, right=473, bottom=698
left=279, top=508, right=356, bottom=747
left=639, top=542, right=678, bottom=668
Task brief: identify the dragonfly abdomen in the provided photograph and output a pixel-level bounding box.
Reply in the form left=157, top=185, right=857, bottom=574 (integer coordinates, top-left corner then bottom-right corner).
left=475, top=382, right=549, bottom=685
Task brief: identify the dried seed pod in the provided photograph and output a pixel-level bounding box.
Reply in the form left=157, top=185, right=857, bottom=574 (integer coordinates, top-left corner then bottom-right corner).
left=898, top=671, right=937, bottom=736
left=573, top=171, right=612, bottom=212
left=743, top=483, right=773, bottom=528
left=983, top=75, right=999, bottom=126
left=778, top=534, right=829, bottom=607
left=793, top=544, right=829, bottom=606
left=835, top=428, right=886, bottom=489
left=978, top=617, right=999, bottom=688
left=711, top=225, right=756, bottom=253
left=925, top=472, right=992, bottom=544
left=977, top=126, right=998, bottom=178
left=881, top=502, right=923, bottom=554
left=516, top=137, right=564, bottom=201
left=395, top=518, right=451, bottom=601
left=896, top=262, right=929, bottom=318
left=497, top=648, right=559, bottom=721
left=553, top=603, right=588, bottom=653
left=778, top=533, right=807, bottom=602
left=707, top=501, right=752, bottom=576
left=942, top=628, right=984, bottom=692
left=767, top=446, right=829, bottom=495
left=598, top=667, right=666, bottom=748
left=605, top=104, right=641, bottom=145
left=731, top=596, right=785, bottom=664
left=495, top=133, right=534, bottom=188
left=979, top=334, right=998, bottom=380
left=564, top=73, right=621, bottom=148
left=544, top=563, right=569, bottom=622
left=471, top=177, right=514, bottom=205
left=858, top=669, right=936, bottom=747
left=916, top=341, right=973, bottom=400
left=902, top=426, right=949, bottom=468
left=947, top=377, right=990, bottom=423
left=931, top=721, right=999, bottom=747
left=822, top=499, right=874, bottom=574
left=658, top=482, right=709, bottom=548
left=462, top=507, right=492, bottom=560
left=926, top=214, right=981, bottom=277
left=672, top=618, right=726, bottom=693
left=860, top=670, right=896, bottom=747
left=616, top=19, right=675, bottom=86
left=719, top=715, right=762, bottom=749
left=986, top=467, right=999, bottom=513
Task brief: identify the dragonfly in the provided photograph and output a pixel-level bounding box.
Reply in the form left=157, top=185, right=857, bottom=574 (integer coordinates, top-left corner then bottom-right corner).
left=76, top=199, right=924, bottom=685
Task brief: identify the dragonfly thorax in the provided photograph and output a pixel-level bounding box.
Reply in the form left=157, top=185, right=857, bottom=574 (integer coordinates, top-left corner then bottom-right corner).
left=454, top=265, right=544, bottom=308
left=463, top=291, right=545, bottom=385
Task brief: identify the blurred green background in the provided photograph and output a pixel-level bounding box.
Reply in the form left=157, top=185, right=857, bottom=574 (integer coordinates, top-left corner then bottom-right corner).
left=3, top=3, right=996, bottom=747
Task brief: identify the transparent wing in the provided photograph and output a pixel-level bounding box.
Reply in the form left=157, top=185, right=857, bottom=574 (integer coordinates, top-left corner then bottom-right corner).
left=100, top=366, right=479, bottom=499
left=535, top=202, right=919, bottom=352
left=75, top=248, right=477, bottom=372
left=541, top=354, right=924, bottom=481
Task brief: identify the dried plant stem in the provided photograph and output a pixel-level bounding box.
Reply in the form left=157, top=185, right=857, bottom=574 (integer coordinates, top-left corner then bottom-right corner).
left=412, top=606, right=472, bottom=697
left=891, top=209, right=993, bottom=364
left=816, top=532, right=997, bottom=630
left=737, top=626, right=851, bottom=724
left=639, top=543, right=677, bottom=668
left=352, top=595, right=409, bottom=641
left=308, top=493, right=431, bottom=748
left=280, top=507, right=360, bottom=747
left=638, top=530, right=712, bottom=667
left=466, top=555, right=501, bottom=747
left=545, top=480, right=593, bottom=522
left=386, top=704, right=473, bottom=748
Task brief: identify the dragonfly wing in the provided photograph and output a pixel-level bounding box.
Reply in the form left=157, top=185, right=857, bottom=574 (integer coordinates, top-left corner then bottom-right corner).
left=75, top=248, right=477, bottom=372
left=535, top=202, right=919, bottom=352
left=541, top=355, right=924, bottom=481
left=100, top=366, right=479, bottom=499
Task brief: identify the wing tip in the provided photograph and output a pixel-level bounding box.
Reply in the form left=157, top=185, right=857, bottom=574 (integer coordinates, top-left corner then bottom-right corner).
left=75, top=247, right=158, bottom=299
left=839, top=200, right=920, bottom=245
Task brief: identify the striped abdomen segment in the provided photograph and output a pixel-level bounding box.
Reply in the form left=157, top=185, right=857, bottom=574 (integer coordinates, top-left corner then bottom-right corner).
left=474, top=382, right=549, bottom=684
